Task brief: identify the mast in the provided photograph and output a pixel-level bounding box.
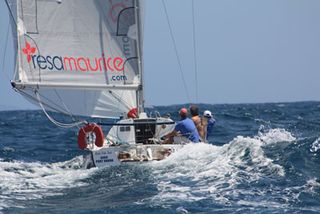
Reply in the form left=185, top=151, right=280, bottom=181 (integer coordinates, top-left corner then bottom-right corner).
left=135, top=0, right=145, bottom=115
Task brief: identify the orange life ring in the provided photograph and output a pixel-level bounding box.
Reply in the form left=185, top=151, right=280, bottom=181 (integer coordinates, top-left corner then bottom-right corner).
left=77, top=124, right=104, bottom=150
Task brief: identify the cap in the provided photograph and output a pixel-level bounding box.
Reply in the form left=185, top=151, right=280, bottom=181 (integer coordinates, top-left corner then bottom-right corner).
left=203, top=110, right=212, bottom=118
left=179, top=108, right=188, bottom=116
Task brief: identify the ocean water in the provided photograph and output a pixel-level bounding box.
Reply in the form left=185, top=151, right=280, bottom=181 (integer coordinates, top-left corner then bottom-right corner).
left=0, top=102, right=320, bottom=214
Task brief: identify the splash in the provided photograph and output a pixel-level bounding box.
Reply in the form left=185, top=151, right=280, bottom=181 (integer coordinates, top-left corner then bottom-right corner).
left=258, top=127, right=296, bottom=145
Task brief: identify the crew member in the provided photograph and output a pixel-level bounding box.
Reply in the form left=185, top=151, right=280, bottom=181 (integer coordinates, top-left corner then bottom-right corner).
left=203, top=110, right=215, bottom=141
left=190, top=105, right=206, bottom=141
left=164, top=108, right=200, bottom=144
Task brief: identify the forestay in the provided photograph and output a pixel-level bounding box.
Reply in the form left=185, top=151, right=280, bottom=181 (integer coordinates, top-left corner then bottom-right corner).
left=9, top=0, right=144, bottom=118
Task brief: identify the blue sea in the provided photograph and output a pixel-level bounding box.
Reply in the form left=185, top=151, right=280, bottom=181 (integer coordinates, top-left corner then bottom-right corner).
left=0, top=102, right=320, bottom=214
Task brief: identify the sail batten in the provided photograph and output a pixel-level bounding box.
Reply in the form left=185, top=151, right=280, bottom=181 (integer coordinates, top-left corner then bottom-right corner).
left=10, top=0, right=144, bottom=118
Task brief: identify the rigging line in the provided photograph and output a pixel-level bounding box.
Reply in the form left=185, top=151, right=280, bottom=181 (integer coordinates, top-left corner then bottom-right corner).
left=4, top=0, right=17, bottom=27
left=109, top=90, right=132, bottom=110
left=191, top=0, right=199, bottom=103
left=161, top=0, right=191, bottom=103
left=35, top=90, right=87, bottom=129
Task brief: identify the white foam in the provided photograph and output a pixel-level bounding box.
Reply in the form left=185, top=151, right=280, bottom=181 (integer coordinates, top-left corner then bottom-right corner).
left=258, top=128, right=296, bottom=145
left=305, top=178, right=320, bottom=193
left=148, top=129, right=296, bottom=207
left=176, top=206, right=189, bottom=214
left=310, top=137, right=320, bottom=153
left=0, top=156, right=96, bottom=211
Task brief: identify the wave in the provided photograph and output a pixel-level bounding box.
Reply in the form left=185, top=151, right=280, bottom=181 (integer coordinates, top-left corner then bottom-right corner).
left=147, top=128, right=297, bottom=208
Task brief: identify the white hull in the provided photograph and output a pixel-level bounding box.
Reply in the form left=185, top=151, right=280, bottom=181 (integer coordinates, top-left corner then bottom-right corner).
left=84, top=116, right=187, bottom=168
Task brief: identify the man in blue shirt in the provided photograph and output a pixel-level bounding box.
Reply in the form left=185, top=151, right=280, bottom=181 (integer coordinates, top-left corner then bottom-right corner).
left=163, top=108, right=200, bottom=143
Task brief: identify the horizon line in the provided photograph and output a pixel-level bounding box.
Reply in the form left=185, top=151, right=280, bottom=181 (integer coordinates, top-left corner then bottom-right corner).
left=1, top=100, right=319, bottom=112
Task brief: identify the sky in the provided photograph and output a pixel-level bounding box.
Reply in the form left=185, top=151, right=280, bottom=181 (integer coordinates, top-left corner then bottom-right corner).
left=1, top=0, right=320, bottom=110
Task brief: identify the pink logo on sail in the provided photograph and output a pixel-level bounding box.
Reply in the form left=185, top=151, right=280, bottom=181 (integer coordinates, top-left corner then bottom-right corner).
left=22, top=42, right=36, bottom=63
left=20, top=41, right=127, bottom=81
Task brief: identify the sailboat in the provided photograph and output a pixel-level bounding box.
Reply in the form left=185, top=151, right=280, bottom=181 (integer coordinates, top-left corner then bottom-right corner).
left=7, top=0, right=187, bottom=168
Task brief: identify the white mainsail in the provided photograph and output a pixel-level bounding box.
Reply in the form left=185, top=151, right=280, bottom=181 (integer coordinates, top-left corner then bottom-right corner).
left=9, top=0, right=144, bottom=118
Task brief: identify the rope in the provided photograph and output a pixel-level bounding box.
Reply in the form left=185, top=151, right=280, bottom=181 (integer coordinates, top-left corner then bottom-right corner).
left=4, top=0, right=17, bottom=27
left=161, top=0, right=191, bottom=103
left=35, top=90, right=87, bottom=129
left=191, top=0, right=199, bottom=103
